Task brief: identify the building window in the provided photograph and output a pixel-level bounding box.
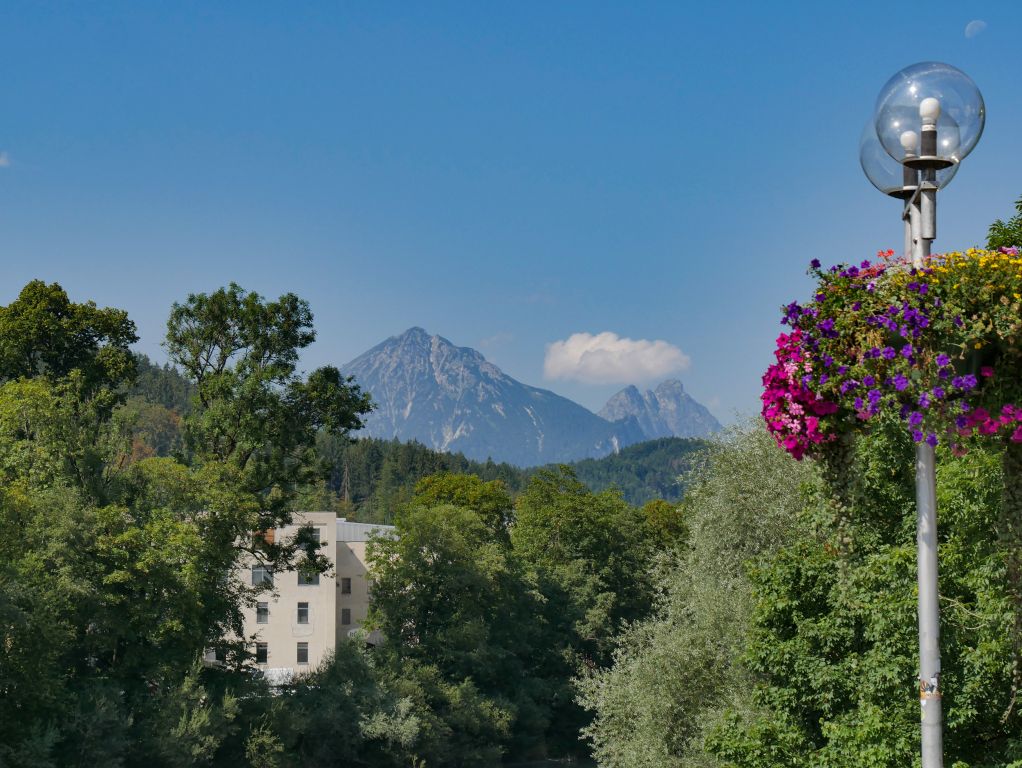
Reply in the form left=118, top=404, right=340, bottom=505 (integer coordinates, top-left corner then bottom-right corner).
left=255, top=643, right=268, bottom=664
left=297, top=642, right=309, bottom=665
left=251, top=565, right=273, bottom=587
left=340, top=577, right=351, bottom=594
left=297, top=602, right=309, bottom=624
left=256, top=602, right=269, bottom=624
left=341, top=608, right=351, bottom=626
left=298, top=570, right=320, bottom=586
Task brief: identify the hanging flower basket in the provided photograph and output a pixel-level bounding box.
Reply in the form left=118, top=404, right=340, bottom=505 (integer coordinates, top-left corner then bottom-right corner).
left=763, top=247, right=1022, bottom=459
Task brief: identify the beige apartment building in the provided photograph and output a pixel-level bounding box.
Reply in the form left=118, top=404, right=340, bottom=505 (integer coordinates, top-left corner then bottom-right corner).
left=237, top=512, right=394, bottom=682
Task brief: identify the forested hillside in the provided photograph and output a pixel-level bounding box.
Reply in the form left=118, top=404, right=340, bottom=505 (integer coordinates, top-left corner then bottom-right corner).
left=570, top=437, right=705, bottom=505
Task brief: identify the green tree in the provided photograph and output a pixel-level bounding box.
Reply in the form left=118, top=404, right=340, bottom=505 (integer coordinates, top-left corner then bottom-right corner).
left=412, top=472, right=514, bottom=535
left=578, top=425, right=815, bottom=768
left=705, top=423, right=1022, bottom=767
left=0, top=281, right=376, bottom=766
left=367, top=493, right=560, bottom=761
left=512, top=466, right=655, bottom=664
left=165, top=283, right=372, bottom=569
left=0, top=280, right=137, bottom=392
left=987, top=193, right=1022, bottom=250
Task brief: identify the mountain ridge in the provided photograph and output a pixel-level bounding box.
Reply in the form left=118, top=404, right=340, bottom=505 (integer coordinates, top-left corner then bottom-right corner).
left=341, top=328, right=645, bottom=466
left=341, top=328, right=717, bottom=467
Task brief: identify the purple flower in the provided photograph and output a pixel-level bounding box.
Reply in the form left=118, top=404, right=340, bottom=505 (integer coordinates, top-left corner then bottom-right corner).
left=932, top=386, right=945, bottom=399
left=939, top=369, right=951, bottom=380
left=882, top=347, right=897, bottom=360
left=893, top=374, right=909, bottom=391
left=815, top=292, right=826, bottom=303
left=961, top=373, right=978, bottom=390
left=919, top=284, right=929, bottom=295
left=901, top=344, right=914, bottom=359
left=868, top=389, right=882, bottom=405
left=854, top=396, right=864, bottom=410
left=936, top=353, right=950, bottom=367
left=908, top=411, right=923, bottom=426
left=907, top=282, right=919, bottom=292
left=837, top=365, right=848, bottom=375
left=820, top=374, right=829, bottom=384
left=851, top=302, right=861, bottom=311
left=810, top=258, right=821, bottom=269
left=867, top=347, right=881, bottom=359
left=863, top=375, right=876, bottom=386
left=912, top=429, right=924, bottom=442
left=867, top=282, right=876, bottom=293
left=954, top=316, right=964, bottom=327
left=926, top=432, right=938, bottom=447
left=955, top=415, right=969, bottom=429
left=919, top=393, right=931, bottom=409
left=861, top=260, right=871, bottom=268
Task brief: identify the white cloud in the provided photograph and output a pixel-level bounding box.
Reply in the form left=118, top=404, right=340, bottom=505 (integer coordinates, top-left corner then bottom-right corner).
left=544, top=331, right=690, bottom=384
left=0, top=152, right=9, bottom=168
left=965, top=19, right=987, bottom=38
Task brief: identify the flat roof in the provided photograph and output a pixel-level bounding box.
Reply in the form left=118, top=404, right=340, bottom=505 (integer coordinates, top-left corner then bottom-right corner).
left=336, top=520, right=396, bottom=542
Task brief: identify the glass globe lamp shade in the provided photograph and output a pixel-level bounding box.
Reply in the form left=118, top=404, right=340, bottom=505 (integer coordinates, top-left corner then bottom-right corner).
left=874, top=61, right=984, bottom=166
left=860, top=121, right=958, bottom=198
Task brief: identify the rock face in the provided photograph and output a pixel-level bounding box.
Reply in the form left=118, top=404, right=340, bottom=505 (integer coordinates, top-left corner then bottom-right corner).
left=598, top=379, right=721, bottom=439
left=341, top=328, right=645, bottom=467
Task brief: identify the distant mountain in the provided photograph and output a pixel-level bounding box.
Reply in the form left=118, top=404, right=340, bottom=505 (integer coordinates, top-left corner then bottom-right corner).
left=599, top=379, right=721, bottom=439
left=340, top=328, right=645, bottom=467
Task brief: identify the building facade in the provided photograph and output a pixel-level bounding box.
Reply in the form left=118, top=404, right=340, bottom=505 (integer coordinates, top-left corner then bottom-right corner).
left=238, top=512, right=394, bottom=680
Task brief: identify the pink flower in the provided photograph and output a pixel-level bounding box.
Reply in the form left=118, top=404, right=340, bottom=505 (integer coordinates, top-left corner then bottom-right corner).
left=981, top=366, right=995, bottom=378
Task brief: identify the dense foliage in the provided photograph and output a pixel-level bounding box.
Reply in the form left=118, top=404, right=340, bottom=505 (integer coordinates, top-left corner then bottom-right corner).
left=581, top=419, right=1022, bottom=767
left=366, top=469, right=679, bottom=763
left=0, top=280, right=691, bottom=766
left=578, top=425, right=815, bottom=767
left=569, top=436, right=705, bottom=504
left=0, top=281, right=373, bottom=765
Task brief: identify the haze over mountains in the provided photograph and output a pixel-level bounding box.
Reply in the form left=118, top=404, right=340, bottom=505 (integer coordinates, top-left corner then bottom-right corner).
left=341, top=327, right=720, bottom=466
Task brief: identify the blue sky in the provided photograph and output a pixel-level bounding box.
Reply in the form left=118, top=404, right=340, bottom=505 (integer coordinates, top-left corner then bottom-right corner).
left=2, top=1, right=1021, bottom=419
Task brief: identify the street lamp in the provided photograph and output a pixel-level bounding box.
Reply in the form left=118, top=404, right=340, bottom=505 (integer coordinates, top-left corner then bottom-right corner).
left=862, top=61, right=985, bottom=768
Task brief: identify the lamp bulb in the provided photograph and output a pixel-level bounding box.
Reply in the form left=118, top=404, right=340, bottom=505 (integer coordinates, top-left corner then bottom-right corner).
left=919, top=97, right=941, bottom=122
left=900, top=130, right=919, bottom=152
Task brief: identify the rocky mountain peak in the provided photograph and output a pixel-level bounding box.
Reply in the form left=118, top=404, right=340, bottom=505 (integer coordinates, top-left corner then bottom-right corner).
left=598, top=379, right=720, bottom=440
left=340, top=328, right=644, bottom=466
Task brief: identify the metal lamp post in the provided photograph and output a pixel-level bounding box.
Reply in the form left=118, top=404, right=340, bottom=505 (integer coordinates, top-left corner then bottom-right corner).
left=860, top=62, right=986, bottom=768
